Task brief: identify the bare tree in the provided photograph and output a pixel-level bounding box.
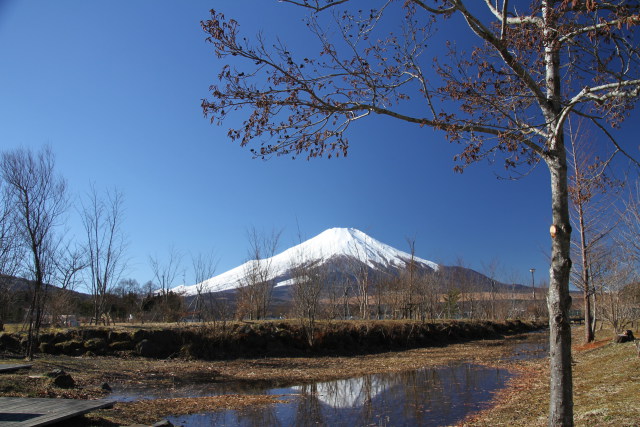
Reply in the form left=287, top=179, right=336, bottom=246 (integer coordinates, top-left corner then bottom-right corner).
left=290, top=251, right=326, bottom=346
left=0, top=176, right=20, bottom=276
left=452, top=257, right=479, bottom=319
left=372, top=273, right=389, bottom=320
left=114, top=278, right=143, bottom=322
left=400, top=238, right=419, bottom=320
left=0, top=174, right=22, bottom=331
left=567, top=120, right=620, bottom=343
left=619, top=179, right=640, bottom=265
left=237, top=227, right=281, bottom=320
left=443, top=288, right=461, bottom=319
left=387, top=238, right=432, bottom=321
left=0, top=276, right=18, bottom=332
left=149, top=245, right=184, bottom=321
left=0, top=146, right=68, bottom=359
left=386, top=275, right=402, bottom=320
left=503, top=269, right=525, bottom=319
left=322, top=273, right=351, bottom=320
left=138, top=280, right=157, bottom=323
left=202, top=2, right=640, bottom=422
left=190, top=250, right=218, bottom=321
left=596, top=247, right=638, bottom=334
left=49, top=243, right=86, bottom=325
left=440, top=258, right=471, bottom=318
left=55, top=244, right=86, bottom=292
left=416, top=269, right=442, bottom=321
left=81, top=186, right=127, bottom=325
left=346, top=237, right=373, bottom=320
left=482, top=258, right=502, bottom=320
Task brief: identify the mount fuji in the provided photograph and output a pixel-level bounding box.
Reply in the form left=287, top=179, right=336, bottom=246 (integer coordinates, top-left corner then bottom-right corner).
left=172, top=227, right=440, bottom=296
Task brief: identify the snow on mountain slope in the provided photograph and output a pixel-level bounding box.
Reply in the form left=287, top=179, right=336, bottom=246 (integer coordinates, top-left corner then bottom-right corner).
left=172, top=228, right=439, bottom=296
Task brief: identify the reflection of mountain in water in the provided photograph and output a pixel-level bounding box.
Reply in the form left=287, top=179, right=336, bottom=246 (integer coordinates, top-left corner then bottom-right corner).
left=293, top=376, right=391, bottom=409
left=293, top=363, right=508, bottom=412
left=286, top=364, right=513, bottom=427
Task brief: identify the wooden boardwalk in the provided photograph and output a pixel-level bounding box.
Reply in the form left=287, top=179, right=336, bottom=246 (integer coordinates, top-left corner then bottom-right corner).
left=0, top=365, right=32, bottom=374
left=0, top=397, right=114, bottom=426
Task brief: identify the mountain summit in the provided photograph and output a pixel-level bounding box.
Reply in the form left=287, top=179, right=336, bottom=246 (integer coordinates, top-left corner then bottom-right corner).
left=172, top=228, right=438, bottom=296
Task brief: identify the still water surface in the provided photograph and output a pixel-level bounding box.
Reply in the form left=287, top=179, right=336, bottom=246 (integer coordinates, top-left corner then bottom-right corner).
left=112, top=333, right=548, bottom=426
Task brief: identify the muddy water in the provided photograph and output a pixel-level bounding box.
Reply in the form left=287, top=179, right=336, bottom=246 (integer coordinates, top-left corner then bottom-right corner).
left=112, top=332, right=548, bottom=426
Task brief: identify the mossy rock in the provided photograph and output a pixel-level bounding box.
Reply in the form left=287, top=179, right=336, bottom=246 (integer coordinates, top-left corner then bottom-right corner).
left=136, top=339, right=173, bottom=358
left=81, top=328, right=109, bottom=341
left=108, top=330, right=132, bottom=342
left=38, top=341, right=57, bottom=354
left=109, top=340, right=135, bottom=351
left=0, top=333, right=22, bottom=351
left=54, top=340, right=83, bottom=355
left=132, top=329, right=150, bottom=343
left=243, top=331, right=268, bottom=348
left=38, top=333, right=56, bottom=344
left=52, top=331, right=72, bottom=344
left=179, top=343, right=202, bottom=359
left=84, top=338, right=107, bottom=352
left=264, top=338, right=287, bottom=355
left=52, top=373, right=75, bottom=388
left=146, top=329, right=181, bottom=350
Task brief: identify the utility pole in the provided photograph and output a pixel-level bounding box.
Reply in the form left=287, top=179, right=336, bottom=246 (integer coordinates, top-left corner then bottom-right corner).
left=530, top=268, right=536, bottom=301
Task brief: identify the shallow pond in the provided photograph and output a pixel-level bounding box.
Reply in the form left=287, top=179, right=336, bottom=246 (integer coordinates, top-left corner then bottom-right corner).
left=166, top=363, right=510, bottom=427
left=111, top=332, right=549, bottom=426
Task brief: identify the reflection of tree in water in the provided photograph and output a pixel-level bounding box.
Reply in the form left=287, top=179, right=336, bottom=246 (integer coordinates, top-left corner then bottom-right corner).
left=293, top=383, right=325, bottom=427
left=396, top=364, right=505, bottom=424
left=293, top=374, right=390, bottom=409
left=398, top=368, right=453, bottom=423
left=293, top=375, right=390, bottom=426
left=202, top=411, right=227, bottom=426
left=235, top=400, right=280, bottom=427
left=357, top=375, right=376, bottom=425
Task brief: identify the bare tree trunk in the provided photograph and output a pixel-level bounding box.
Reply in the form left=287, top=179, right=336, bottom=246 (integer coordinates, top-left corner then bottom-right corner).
left=583, top=289, right=593, bottom=342
left=546, top=151, right=574, bottom=426
left=542, top=0, right=573, bottom=421
left=591, top=292, right=597, bottom=333
left=578, top=203, right=594, bottom=343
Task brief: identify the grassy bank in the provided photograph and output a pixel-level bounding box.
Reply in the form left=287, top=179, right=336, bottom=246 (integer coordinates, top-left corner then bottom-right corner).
left=463, top=327, right=640, bottom=426
left=0, top=319, right=545, bottom=359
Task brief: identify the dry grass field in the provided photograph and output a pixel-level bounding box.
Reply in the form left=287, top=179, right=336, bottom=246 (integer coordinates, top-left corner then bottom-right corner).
left=464, top=327, right=640, bottom=426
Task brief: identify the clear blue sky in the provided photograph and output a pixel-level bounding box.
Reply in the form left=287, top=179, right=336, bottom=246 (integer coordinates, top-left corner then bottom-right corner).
left=1, top=1, right=637, bottom=289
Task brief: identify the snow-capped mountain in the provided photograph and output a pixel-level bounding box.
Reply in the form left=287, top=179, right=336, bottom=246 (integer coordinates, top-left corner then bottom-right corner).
left=172, top=227, right=439, bottom=296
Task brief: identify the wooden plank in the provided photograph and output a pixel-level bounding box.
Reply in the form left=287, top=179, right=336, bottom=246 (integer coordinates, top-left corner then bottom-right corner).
left=0, top=364, right=32, bottom=374
left=0, top=397, right=114, bottom=426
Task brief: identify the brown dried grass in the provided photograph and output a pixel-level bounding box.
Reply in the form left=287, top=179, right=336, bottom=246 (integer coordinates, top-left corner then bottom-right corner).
left=461, top=327, right=640, bottom=427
